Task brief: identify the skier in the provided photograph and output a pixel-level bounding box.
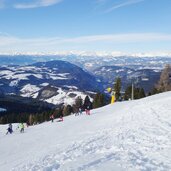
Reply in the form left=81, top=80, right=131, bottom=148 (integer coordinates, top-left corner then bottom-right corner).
left=78, top=108, right=82, bottom=115
left=6, top=123, right=13, bottom=135
left=86, top=106, right=90, bottom=115
left=26, top=122, right=29, bottom=127
left=60, top=112, right=63, bottom=122
left=50, top=114, right=54, bottom=122
left=20, top=123, right=24, bottom=133
left=75, top=108, right=79, bottom=116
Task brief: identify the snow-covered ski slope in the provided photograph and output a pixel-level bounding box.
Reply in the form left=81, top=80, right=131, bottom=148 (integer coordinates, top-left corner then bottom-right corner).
left=0, top=92, right=171, bottom=171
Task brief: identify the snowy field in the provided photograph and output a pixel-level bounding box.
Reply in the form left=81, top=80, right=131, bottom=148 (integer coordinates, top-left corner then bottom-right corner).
left=0, top=92, right=171, bottom=171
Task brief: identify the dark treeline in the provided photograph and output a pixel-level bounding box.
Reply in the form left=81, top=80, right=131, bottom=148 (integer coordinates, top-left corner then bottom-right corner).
left=0, top=95, right=54, bottom=124
left=113, top=64, right=171, bottom=100
left=0, top=95, right=95, bottom=125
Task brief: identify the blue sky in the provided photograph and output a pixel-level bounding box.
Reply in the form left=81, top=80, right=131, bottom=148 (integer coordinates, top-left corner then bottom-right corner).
left=0, top=0, right=171, bottom=54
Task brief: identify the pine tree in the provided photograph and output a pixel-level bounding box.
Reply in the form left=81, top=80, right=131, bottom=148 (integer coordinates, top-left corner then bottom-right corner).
left=151, top=87, right=158, bottom=95
left=93, top=93, right=99, bottom=109
left=29, top=114, right=34, bottom=125
left=155, top=64, right=171, bottom=92
left=114, top=77, right=121, bottom=101
left=100, top=94, right=105, bottom=105
left=63, top=105, right=72, bottom=116
left=43, top=112, right=49, bottom=121
left=139, top=88, right=145, bottom=98
left=56, top=107, right=63, bottom=118
left=33, top=114, right=38, bottom=125
left=93, top=93, right=105, bottom=109
left=124, top=85, right=132, bottom=100
left=134, top=88, right=138, bottom=99
left=83, top=95, right=92, bottom=110
left=76, top=96, right=83, bottom=108
left=0, top=116, right=6, bottom=124
left=73, top=96, right=83, bottom=113
left=124, top=86, right=145, bottom=100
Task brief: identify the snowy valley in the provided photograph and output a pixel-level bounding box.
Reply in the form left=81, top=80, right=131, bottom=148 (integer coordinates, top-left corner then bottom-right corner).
left=1, top=55, right=171, bottom=96
left=0, top=60, right=100, bottom=106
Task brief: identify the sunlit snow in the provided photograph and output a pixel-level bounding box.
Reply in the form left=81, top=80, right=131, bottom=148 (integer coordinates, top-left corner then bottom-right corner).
left=0, top=92, right=171, bottom=171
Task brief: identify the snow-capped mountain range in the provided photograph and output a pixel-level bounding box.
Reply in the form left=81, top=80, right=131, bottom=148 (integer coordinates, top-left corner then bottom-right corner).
left=1, top=51, right=171, bottom=58
left=0, top=53, right=171, bottom=71
left=0, top=54, right=171, bottom=104
left=0, top=60, right=100, bottom=105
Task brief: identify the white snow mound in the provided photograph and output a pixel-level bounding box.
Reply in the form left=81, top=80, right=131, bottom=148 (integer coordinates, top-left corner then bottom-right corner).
left=0, top=92, right=171, bottom=171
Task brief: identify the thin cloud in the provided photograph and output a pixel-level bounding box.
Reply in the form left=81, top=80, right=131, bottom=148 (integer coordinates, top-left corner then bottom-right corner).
left=96, top=0, right=108, bottom=4
left=0, top=33, right=171, bottom=50
left=105, top=0, right=144, bottom=13
left=0, top=0, right=63, bottom=9
left=14, top=0, right=63, bottom=9
left=60, top=33, right=171, bottom=43
left=41, top=0, right=62, bottom=6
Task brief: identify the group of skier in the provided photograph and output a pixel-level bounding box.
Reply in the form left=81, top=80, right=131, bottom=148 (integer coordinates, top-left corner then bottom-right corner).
left=75, top=108, right=83, bottom=116
left=75, top=106, right=91, bottom=116
left=5, top=105, right=91, bottom=134
left=49, top=106, right=91, bottom=123
left=6, top=123, right=25, bottom=135
left=50, top=113, right=64, bottom=123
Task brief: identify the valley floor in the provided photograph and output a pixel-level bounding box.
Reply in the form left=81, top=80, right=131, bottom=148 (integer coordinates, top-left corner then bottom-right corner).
left=0, top=92, right=171, bottom=171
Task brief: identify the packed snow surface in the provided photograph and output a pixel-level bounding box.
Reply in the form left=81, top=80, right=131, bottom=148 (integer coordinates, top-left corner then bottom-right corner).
left=45, top=89, right=93, bottom=105
left=0, top=92, right=171, bottom=171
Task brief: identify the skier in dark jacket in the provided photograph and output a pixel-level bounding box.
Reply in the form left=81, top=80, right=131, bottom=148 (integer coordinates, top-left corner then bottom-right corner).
left=6, top=123, right=13, bottom=135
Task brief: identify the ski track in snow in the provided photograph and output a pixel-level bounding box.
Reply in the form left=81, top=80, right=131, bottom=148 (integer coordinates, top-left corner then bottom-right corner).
left=12, top=125, right=171, bottom=171
left=0, top=92, right=171, bottom=171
